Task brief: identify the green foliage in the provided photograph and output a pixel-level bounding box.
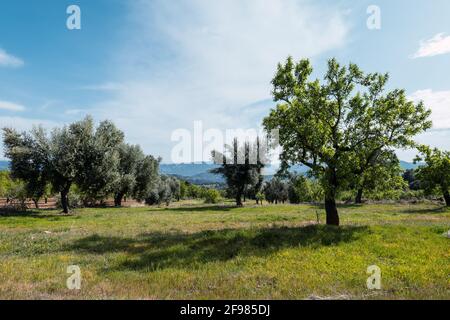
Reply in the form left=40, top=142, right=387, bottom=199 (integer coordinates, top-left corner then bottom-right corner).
left=263, top=178, right=288, bottom=204
left=2, top=116, right=160, bottom=213
left=145, top=175, right=179, bottom=206
left=2, top=126, right=50, bottom=205
left=263, top=57, right=431, bottom=224
left=133, top=155, right=160, bottom=202
left=415, top=146, right=450, bottom=206
left=72, top=118, right=124, bottom=202
left=255, top=192, right=265, bottom=204
left=203, top=189, right=221, bottom=204
left=211, top=138, right=266, bottom=206
left=1, top=178, right=27, bottom=211
left=0, top=171, right=12, bottom=197
left=112, top=144, right=159, bottom=206
left=288, top=174, right=324, bottom=203
left=353, top=150, right=406, bottom=203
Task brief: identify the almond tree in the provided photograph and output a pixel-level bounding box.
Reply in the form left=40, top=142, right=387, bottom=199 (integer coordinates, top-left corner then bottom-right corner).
left=263, top=57, right=431, bottom=225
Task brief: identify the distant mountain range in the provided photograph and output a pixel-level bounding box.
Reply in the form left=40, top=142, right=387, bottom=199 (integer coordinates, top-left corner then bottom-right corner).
left=0, top=161, right=8, bottom=171
left=160, top=161, right=420, bottom=185
left=0, top=160, right=420, bottom=185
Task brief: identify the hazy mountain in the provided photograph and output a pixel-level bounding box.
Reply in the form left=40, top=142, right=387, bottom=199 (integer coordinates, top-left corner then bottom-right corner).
left=161, top=161, right=421, bottom=184
left=0, top=160, right=421, bottom=185
left=0, top=161, right=9, bottom=171
left=399, top=160, right=420, bottom=170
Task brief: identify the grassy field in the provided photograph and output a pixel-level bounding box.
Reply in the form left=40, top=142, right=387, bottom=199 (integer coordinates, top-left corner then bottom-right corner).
left=0, top=201, right=449, bottom=300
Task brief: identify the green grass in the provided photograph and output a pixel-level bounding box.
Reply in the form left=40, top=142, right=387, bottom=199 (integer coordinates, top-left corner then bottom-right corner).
left=0, top=201, right=449, bottom=299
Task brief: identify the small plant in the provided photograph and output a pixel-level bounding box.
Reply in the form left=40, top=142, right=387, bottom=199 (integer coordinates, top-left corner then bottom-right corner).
left=255, top=192, right=265, bottom=205
left=203, top=189, right=221, bottom=204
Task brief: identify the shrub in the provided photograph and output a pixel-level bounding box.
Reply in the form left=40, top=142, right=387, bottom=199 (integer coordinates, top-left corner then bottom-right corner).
left=203, top=189, right=221, bottom=204
left=255, top=192, right=265, bottom=204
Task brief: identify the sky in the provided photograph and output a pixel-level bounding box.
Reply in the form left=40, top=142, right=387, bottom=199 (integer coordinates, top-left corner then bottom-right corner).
left=0, top=0, right=449, bottom=163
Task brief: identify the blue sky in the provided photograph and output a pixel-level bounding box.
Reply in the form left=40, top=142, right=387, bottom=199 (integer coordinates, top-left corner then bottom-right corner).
left=0, top=0, right=449, bottom=162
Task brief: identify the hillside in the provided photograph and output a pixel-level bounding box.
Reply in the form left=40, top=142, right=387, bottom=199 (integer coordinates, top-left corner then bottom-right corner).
left=160, top=161, right=419, bottom=184
left=0, top=160, right=420, bottom=184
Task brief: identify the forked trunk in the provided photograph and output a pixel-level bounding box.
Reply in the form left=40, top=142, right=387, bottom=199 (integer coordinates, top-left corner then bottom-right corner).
left=60, top=190, right=69, bottom=214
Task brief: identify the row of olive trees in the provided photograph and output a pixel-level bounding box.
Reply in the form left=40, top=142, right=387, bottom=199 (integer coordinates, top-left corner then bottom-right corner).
left=2, top=116, right=159, bottom=213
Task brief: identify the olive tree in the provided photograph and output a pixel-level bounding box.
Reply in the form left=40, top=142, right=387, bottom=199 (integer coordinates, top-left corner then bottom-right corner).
left=3, top=126, right=51, bottom=208
left=132, top=155, right=160, bottom=202
left=75, top=119, right=124, bottom=203
left=3, top=116, right=125, bottom=213
left=113, top=144, right=144, bottom=206
left=263, top=177, right=289, bottom=204
left=48, top=117, right=124, bottom=212
left=145, top=175, right=177, bottom=206
left=211, top=138, right=267, bottom=206
left=263, top=57, right=431, bottom=225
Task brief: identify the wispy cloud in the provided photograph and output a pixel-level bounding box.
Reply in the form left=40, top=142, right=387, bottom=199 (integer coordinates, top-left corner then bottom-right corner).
left=0, top=101, right=25, bottom=112
left=412, top=33, right=450, bottom=58
left=0, top=48, right=24, bottom=67
left=409, top=89, right=450, bottom=129
left=92, top=0, right=350, bottom=161
left=79, top=82, right=124, bottom=91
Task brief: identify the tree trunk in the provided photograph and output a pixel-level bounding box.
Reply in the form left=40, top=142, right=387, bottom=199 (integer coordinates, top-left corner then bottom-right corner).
left=60, top=189, right=69, bottom=214
left=236, top=194, right=243, bottom=206
left=355, top=188, right=363, bottom=204
left=33, top=199, right=39, bottom=209
left=443, top=188, right=450, bottom=207
left=114, top=192, right=124, bottom=207
left=325, top=189, right=339, bottom=226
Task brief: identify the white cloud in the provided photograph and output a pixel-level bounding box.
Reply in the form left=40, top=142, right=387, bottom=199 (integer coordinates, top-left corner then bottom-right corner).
left=92, top=0, right=350, bottom=161
left=409, top=89, right=450, bottom=130
left=412, top=33, right=450, bottom=59
left=80, top=82, right=124, bottom=91
left=0, top=48, right=24, bottom=67
left=0, top=101, right=25, bottom=112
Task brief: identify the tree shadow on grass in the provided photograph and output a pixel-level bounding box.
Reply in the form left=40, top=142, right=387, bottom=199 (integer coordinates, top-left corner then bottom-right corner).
left=396, top=206, right=449, bottom=215
left=0, top=208, right=71, bottom=219
left=65, top=225, right=370, bottom=272
left=163, top=205, right=237, bottom=213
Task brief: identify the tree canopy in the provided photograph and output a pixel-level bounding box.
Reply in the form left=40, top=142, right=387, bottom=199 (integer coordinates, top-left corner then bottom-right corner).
left=415, top=145, right=450, bottom=206
left=211, top=138, right=267, bottom=206
left=263, top=57, right=431, bottom=225
left=2, top=116, right=159, bottom=213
